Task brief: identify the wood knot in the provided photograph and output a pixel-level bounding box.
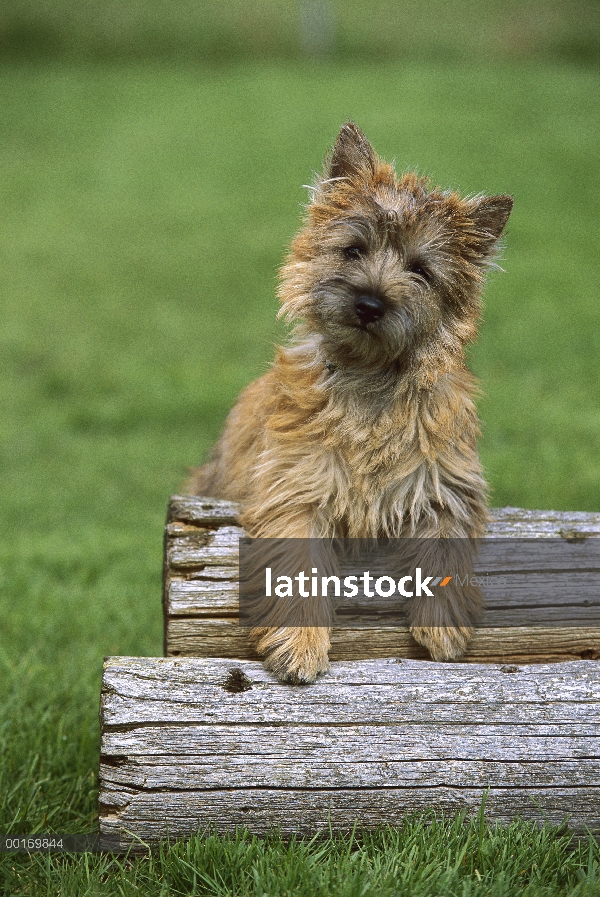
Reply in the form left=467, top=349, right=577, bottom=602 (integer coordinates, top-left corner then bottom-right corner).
left=559, top=529, right=587, bottom=543
left=222, top=668, right=253, bottom=693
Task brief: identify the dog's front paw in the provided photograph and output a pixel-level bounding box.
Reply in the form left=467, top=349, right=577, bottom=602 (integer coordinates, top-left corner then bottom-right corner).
left=256, top=627, right=330, bottom=684
left=267, top=647, right=330, bottom=685
left=410, top=625, right=472, bottom=661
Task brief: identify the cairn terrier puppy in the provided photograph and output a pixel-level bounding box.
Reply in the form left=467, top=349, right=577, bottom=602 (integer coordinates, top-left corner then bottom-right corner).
left=189, top=122, right=513, bottom=683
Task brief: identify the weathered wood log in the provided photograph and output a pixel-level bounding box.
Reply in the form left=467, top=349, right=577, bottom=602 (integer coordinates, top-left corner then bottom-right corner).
left=99, top=656, right=600, bottom=849
left=163, top=497, right=600, bottom=664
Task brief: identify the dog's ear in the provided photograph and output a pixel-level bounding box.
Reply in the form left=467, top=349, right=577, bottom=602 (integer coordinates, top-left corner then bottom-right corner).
left=326, top=122, right=377, bottom=181
left=468, top=195, right=514, bottom=241
left=462, top=194, right=513, bottom=262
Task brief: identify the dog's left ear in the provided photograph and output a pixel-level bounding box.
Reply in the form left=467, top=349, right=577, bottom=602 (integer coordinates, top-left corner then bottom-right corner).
left=326, top=122, right=377, bottom=181
left=468, top=194, right=514, bottom=243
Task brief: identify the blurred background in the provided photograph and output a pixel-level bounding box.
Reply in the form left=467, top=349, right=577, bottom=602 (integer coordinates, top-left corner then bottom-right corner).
left=0, top=0, right=598, bottom=836
left=1, top=0, right=598, bottom=63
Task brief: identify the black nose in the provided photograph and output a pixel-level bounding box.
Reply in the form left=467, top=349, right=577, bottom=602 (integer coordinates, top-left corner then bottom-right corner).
left=355, top=295, right=385, bottom=325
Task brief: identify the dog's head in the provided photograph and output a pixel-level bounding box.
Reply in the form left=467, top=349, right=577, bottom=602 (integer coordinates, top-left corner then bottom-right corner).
left=279, top=122, right=512, bottom=373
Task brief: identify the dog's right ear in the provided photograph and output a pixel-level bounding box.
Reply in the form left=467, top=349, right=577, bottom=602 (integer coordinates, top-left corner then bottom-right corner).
left=326, top=122, right=377, bottom=182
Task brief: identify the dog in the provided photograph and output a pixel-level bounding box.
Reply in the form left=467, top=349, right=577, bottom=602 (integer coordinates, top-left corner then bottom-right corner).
left=189, top=122, right=513, bottom=682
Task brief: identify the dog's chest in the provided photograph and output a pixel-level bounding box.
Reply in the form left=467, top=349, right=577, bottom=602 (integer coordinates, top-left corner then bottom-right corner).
left=315, top=408, right=432, bottom=535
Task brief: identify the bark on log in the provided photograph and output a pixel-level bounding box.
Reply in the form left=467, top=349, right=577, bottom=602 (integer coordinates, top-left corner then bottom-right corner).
left=99, top=656, right=600, bottom=849
left=163, top=497, right=600, bottom=664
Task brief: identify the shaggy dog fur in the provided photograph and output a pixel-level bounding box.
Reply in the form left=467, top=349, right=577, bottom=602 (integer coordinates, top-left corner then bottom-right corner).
left=189, top=122, right=513, bottom=682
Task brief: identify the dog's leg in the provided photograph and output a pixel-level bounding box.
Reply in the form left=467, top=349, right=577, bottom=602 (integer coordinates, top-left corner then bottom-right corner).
left=242, top=509, right=334, bottom=684
left=406, top=526, right=483, bottom=661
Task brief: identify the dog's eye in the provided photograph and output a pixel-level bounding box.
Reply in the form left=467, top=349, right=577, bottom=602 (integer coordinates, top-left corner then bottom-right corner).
left=343, top=246, right=362, bottom=260
left=408, top=262, right=431, bottom=282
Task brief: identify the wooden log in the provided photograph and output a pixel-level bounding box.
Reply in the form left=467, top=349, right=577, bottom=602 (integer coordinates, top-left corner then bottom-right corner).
left=163, top=497, right=600, bottom=664
left=99, top=656, right=600, bottom=849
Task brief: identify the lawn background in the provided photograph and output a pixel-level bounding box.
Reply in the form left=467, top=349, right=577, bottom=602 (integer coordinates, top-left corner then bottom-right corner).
left=0, top=2, right=599, bottom=893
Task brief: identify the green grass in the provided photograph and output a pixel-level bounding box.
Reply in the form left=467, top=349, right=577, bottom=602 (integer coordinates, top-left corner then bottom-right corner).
left=3, top=814, right=600, bottom=896
left=1, top=0, right=598, bottom=65
left=0, top=56, right=598, bottom=894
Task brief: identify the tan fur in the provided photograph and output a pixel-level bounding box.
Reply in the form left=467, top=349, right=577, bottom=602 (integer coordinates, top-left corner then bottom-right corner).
left=188, top=123, right=513, bottom=682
